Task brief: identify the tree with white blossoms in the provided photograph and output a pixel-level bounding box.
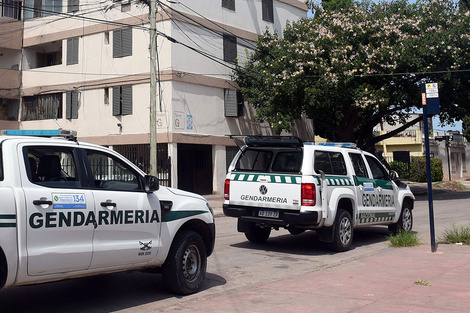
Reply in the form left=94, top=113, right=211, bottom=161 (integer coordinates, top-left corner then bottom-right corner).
left=234, top=0, right=470, bottom=151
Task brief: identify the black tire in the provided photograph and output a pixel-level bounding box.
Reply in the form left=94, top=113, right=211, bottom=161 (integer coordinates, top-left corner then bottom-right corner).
left=162, top=230, right=207, bottom=295
left=389, top=202, right=413, bottom=235
left=0, top=253, right=7, bottom=289
left=330, top=209, right=353, bottom=252
left=245, top=224, right=271, bottom=243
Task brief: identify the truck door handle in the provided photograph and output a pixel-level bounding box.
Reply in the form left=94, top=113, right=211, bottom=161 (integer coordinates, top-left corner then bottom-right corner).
left=100, top=201, right=116, bottom=207
left=33, top=199, right=53, bottom=206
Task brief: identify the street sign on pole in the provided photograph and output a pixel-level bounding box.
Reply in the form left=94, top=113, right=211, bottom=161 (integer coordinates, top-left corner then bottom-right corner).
left=421, top=82, right=440, bottom=252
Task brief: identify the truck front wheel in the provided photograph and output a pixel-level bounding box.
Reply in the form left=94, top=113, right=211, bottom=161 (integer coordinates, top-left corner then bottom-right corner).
left=162, top=230, right=207, bottom=295
left=331, top=209, right=353, bottom=252
left=389, top=202, right=413, bottom=235
left=245, top=223, right=271, bottom=243
left=0, top=251, right=6, bottom=289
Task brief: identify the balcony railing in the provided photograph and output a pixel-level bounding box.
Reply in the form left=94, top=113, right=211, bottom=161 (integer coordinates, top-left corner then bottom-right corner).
left=1, top=0, right=21, bottom=20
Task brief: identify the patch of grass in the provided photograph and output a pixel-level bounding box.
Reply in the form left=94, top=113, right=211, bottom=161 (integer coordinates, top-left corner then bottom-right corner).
left=414, top=280, right=431, bottom=286
left=439, top=224, right=470, bottom=245
left=434, top=181, right=467, bottom=191
left=388, top=231, right=423, bottom=247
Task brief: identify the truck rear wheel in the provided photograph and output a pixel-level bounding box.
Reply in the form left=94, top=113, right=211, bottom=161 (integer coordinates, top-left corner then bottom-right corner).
left=162, top=230, right=207, bottom=295
left=245, top=223, right=271, bottom=243
left=389, top=202, right=413, bottom=235
left=331, top=209, right=353, bottom=252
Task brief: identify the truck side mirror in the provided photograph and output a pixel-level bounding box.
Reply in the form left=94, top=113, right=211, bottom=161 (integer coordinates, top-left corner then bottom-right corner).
left=389, top=170, right=399, bottom=180
left=144, top=175, right=159, bottom=193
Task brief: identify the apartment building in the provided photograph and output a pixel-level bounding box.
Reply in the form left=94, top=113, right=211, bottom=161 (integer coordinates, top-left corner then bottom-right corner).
left=0, top=0, right=21, bottom=130
left=0, top=0, right=308, bottom=194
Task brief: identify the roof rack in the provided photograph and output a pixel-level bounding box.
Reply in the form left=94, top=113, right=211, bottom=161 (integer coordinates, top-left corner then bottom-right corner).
left=243, top=136, right=303, bottom=148
left=1, top=129, right=77, bottom=141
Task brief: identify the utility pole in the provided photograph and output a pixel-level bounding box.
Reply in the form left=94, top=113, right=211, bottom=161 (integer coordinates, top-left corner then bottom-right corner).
left=149, top=0, right=157, bottom=175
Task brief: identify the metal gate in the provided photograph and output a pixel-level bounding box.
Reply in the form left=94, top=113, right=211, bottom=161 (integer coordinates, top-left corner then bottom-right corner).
left=113, top=143, right=171, bottom=187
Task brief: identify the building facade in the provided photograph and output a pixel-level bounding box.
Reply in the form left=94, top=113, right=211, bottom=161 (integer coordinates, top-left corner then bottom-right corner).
left=0, top=0, right=308, bottom=194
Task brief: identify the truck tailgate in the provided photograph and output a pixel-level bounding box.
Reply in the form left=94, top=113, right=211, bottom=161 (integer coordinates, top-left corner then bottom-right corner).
left=228, top=173, right=301, bottom=210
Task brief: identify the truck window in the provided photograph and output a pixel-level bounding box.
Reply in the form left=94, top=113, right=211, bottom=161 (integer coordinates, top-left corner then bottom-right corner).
left=26, top=147, right=80, bottom=188
left=0, top=146, right=3, bottom=181
left=271, top=151, right=302, bottom=173
left=86, top=149, right=142, bottom=191
left=365, top=155, right=388, bottom=180
left=235, top=149, right=272, bottom=172
left=314, top=151, right=347, bottom=175
left=349, top=153, right=368, bottom=178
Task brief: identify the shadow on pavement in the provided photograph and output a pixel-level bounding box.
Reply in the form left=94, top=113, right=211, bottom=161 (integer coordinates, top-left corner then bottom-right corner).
left=0, top=270, right=226, bottom=313
left=230, top=226, right=390, bottom=256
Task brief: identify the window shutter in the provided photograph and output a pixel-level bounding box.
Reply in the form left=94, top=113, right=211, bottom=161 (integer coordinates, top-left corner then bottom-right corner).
left=121, top=85, right=132, bottom=115
left=222, top=0, right=235, bottom=10
left=66, top=92, right=72, bottom=119
left=121, top=28, right=132, bottom=57
left=224, top=89, right=237, bottom=117
left=223, top=35, right=237, bottom=63
left=112, top=86, right=121, bottom=116
left=66, top=37, right=78, bottom=65
left=262, top=0, right=274, bottom=23
left=68, top=0, right=79, bottom=13
left=113, top=29, right=122, bottom=58
left=66, top=91, right=79, bottom=119
left=71, top=91, right=79, bottom=119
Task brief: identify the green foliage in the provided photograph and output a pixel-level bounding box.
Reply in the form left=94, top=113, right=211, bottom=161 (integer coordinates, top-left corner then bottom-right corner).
left=388, top=231, right=423, bottom=247
left=463, top=115, right=470, bottom=142
left=235, top=0, right=470, bottom=150
left=321, top=0, right=355, bottom=12
left=390, top=161, right=409, bottom=179
left=409, top=157, right=443, bottom=182
left=439, top=224, right=470, bottom=245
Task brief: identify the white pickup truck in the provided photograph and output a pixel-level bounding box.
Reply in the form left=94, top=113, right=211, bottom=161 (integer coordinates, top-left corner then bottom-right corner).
left=0, top=130, right=215, bottom=295
left=223, top=136, right=414, bottom=251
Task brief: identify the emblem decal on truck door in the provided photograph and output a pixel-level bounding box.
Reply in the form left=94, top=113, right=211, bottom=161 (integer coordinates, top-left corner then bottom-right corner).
left=259, top=185, right=268, bottom=195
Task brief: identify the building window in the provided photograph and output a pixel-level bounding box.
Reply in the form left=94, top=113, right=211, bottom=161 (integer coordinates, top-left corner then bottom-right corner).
left=222, top=0, right=235, bottom=11
left=104, top=31, right=110, bottom=45
left=68, top=0, right=79, bottom=13
left=66, top=37, right=79, bottom=65
left=262, top=0, right=273, bottom=23
left=22, top=93, right=63, bottom=121
left=36, top=49, right=62, bottom=68
left=113, top=28, right=133, bottom=58
left=113, top=85, right=132, bottom=116
left=2, top=0, right=22, bottom=19
left=0, top=98, right=19, bottom=121
left=223, top=34, right=237, bottom=63
left=23, top=0, right=62, bottom=19
left=66, top=91, right=79, bottom=119
left=224, top=89, right=244, bottom=117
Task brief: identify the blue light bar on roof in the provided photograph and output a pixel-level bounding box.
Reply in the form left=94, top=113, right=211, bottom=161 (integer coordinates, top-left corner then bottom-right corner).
left=316, top=142, right=357, bottom=148
left=1, top=129, right=77, bottom=138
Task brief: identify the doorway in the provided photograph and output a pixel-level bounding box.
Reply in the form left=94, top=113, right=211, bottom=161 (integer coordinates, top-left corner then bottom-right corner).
left=177, top=144, right=213, bottom=195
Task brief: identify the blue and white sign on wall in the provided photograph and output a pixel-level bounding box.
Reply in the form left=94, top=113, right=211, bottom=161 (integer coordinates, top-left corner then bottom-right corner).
left=187, top=115, right=193, bottom=130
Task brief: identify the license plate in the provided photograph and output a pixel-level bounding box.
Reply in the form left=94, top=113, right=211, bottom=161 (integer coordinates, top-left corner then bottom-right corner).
left=258, top=209, right=279, bottom=218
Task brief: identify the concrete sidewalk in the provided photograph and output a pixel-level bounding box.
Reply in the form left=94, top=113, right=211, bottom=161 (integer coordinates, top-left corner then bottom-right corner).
left=167, top=244, right=470, bottom=312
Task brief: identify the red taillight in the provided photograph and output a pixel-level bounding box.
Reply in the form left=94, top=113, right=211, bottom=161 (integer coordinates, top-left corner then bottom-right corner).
left=224, top=179, right=230, bottom=200
left=301, top=183, right=316, bottom=206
